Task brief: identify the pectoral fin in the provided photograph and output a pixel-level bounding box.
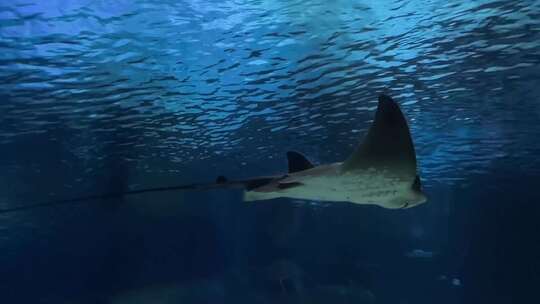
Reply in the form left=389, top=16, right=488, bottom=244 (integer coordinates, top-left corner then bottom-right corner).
left=342, top=94, right=417, bottom=178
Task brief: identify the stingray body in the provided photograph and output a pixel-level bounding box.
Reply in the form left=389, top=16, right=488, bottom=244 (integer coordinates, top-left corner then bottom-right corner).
left=223, top=94, right=426, bottom=209
left=0, top=94, right=426, bottom=214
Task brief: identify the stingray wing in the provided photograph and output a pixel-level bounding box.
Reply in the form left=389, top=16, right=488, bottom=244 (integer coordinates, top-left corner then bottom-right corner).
left=342, top=94, right=418, bottom=178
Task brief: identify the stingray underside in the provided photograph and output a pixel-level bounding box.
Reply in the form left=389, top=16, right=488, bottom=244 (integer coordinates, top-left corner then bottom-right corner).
left=243, top=94, right=425, bottom=205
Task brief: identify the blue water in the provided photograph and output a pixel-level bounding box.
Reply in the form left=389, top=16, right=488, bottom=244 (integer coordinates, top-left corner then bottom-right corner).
left=1, top=0, right=540, bottom=303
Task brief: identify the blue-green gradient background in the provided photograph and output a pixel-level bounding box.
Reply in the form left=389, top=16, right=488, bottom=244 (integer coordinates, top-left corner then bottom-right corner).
left=1, top=0, right=539, bottom=303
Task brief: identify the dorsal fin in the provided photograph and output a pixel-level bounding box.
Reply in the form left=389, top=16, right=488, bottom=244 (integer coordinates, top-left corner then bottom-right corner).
left=342, top=94, right=417, bottom=177
left=286, top=151, right=314, bottom=173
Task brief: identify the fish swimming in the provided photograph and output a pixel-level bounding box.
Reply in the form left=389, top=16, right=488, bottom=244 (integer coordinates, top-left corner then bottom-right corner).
left=0, top=94, right=425, bottom=214
left=224, top=94, right=427, bottom=209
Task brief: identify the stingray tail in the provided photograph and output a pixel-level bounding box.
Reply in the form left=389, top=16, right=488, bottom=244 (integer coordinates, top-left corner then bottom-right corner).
left=0, top=176, right=276, bottom=214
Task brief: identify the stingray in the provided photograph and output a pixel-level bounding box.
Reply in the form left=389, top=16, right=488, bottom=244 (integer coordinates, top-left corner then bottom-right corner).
left=214, top=94, right=426, bottom=209
left=0, top=94, right=426, bottom=214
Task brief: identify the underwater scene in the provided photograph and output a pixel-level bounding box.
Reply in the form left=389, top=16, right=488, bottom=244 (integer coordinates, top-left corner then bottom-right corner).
left=1, top=0, right=540, bottom=303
